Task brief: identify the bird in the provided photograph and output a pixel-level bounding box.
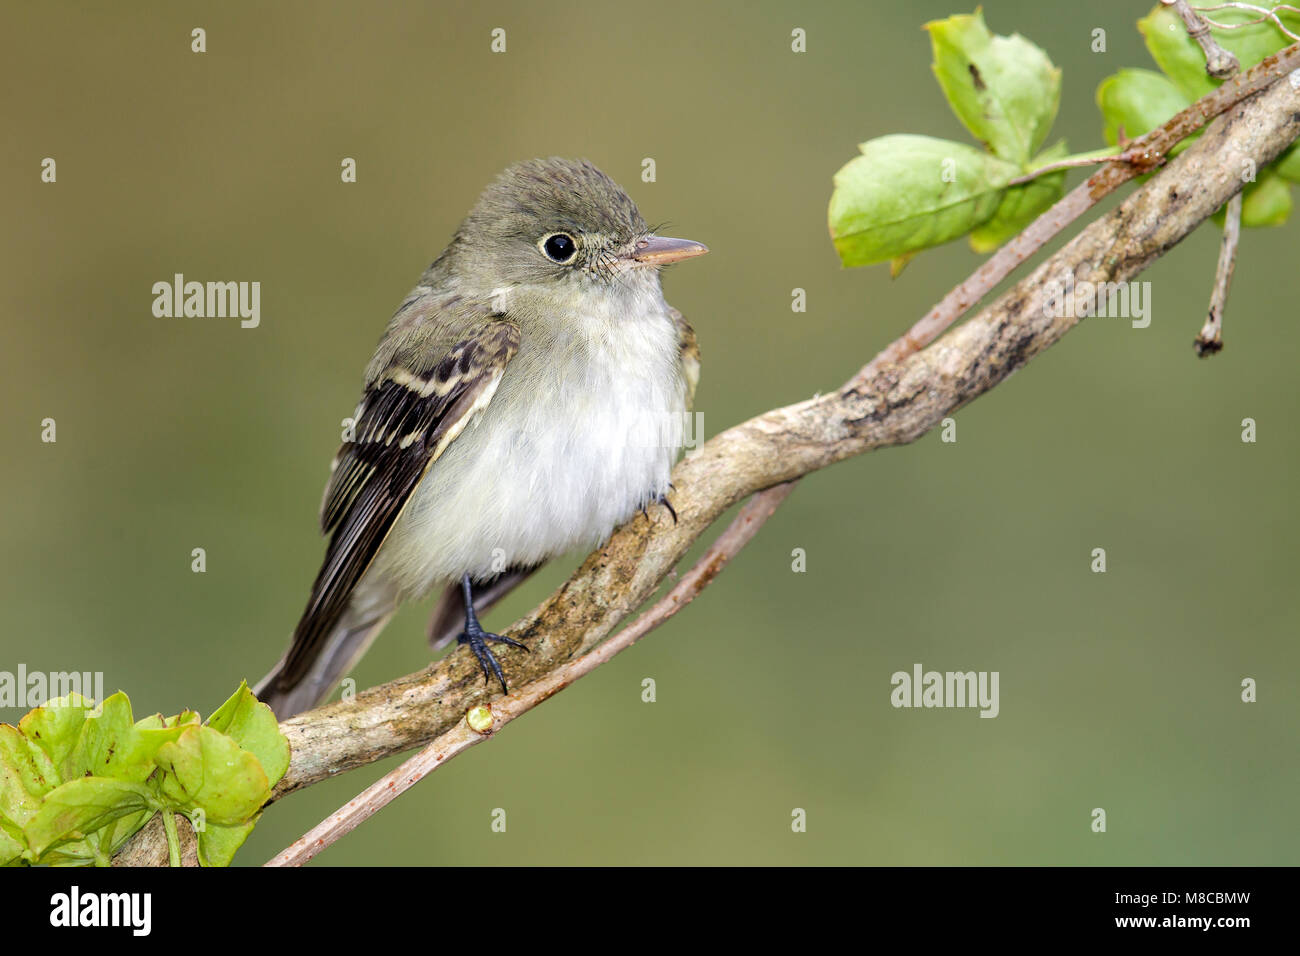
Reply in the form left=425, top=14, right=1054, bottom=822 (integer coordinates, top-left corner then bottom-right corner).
left=254, top=158, right=707, bottom=719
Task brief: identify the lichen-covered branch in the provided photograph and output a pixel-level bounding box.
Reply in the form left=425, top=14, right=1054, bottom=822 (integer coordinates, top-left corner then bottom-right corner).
left=114, top=48, right=1300, bottom=867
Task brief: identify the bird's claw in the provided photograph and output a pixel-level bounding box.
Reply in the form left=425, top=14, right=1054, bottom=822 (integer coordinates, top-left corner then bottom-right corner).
left=641, top=492, right=678, bottom=525
left=458, top=625, right=528, bottom=694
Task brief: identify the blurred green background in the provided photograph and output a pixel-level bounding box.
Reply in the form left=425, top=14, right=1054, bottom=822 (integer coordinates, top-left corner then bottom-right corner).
left=3, top=0, right=1297, bottom=866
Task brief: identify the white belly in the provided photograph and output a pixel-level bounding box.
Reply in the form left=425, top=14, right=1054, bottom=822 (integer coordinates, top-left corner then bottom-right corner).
left=372, top=305, right=687, bottom=597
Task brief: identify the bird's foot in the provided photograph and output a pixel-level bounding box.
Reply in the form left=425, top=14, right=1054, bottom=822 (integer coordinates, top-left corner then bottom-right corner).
left=457, top=621, right=528, bottom=694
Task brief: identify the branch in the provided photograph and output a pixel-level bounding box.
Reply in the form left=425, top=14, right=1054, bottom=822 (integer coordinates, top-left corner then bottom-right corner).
left=860, top=42, right=1300, bottom=376
left=113, top=44, right=1300, bottom=867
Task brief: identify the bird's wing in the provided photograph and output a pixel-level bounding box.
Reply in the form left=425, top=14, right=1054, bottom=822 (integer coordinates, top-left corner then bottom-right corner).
left=275, top=318, right=521, bottom=690
left=670, top=306, right=701, bottom=409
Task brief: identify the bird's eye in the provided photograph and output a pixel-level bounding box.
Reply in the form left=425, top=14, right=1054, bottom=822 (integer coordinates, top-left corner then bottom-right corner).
left=541, top=233, right=577, bottom=263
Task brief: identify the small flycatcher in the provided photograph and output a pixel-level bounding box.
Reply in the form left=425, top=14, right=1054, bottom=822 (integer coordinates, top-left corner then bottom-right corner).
left=256, top=158, right=707, bottom=718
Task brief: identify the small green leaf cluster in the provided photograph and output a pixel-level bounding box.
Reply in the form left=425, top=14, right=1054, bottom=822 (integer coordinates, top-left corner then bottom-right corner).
left=830, top=10, right=1067, bottom=268
left=829, top=5, right=1300, bottom=271
left=1098, top=3, right=1300, bottom=226
left=0, top=682, right=289, bottom=867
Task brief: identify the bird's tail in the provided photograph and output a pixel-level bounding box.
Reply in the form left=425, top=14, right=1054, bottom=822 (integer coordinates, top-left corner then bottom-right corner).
left=254, top=595, right=396, bottom=721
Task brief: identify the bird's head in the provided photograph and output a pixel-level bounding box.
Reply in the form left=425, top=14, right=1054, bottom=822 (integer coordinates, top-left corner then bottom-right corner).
left=447, top=158, right=707, bottom=305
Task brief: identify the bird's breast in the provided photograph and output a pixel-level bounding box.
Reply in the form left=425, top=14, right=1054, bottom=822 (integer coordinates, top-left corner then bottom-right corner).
left=376, top=304, right=688, bottom=595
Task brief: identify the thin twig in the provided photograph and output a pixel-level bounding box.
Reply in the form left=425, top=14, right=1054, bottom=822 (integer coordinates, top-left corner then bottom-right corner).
left=1196, top=191, right=1243, bottom=355
left=1169, top=0, right=1243, bottom=76
left=267, top=482, right=799, bottom=866
left=1175, top=0, right=1247, bottom=354
left=1194, top=3, right=1300, bottom=43
left=1005, top=150, right=1125, bottom=187
left=853, top=41, right=1300, bottom=384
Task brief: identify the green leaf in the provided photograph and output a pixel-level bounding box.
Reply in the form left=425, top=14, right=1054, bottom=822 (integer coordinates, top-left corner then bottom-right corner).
left=1096, top=68, right=1192, bottom=148
left=38, top=843, right=102, bottom=866
left=0, top=724, right=57, bottom=831
left=1212, top=174, right=1294, bottom=227
left=23, top=776, right=153, bottom=859
left=889, top=251, right=918, bottom=278
left=64, top=691, right=188, bottom=786
left=134, top=712, right=167, bottom=731
left=61, top=693, right=133, bottom=780
left=1274, top=143, right=1300, bottom=184
left=1241, top=173, right=1293, bottom=226
left=197, top=818, right=259, bottom=868
left=927, top=9, right=1061, bottom=164
left=1140, top=3, right=1300, bottom=101
left=0, top=824, right=25, bottom=865
left=207, top=681, right=290, bottom=786
left=3, top=686, right=286, bottom=865
left=155, top=725, right=270, bottom=825
left=830, top=134, right=1018, bottom=266
left=969, top=141, right=1069, bottom=253
left=17, top=693, right=94, bottom=778
left=86, top=806, right=155, bottom=862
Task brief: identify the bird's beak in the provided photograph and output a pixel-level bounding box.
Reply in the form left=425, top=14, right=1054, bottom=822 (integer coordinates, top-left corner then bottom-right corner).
left=628, top=235, right=709, bottom=265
